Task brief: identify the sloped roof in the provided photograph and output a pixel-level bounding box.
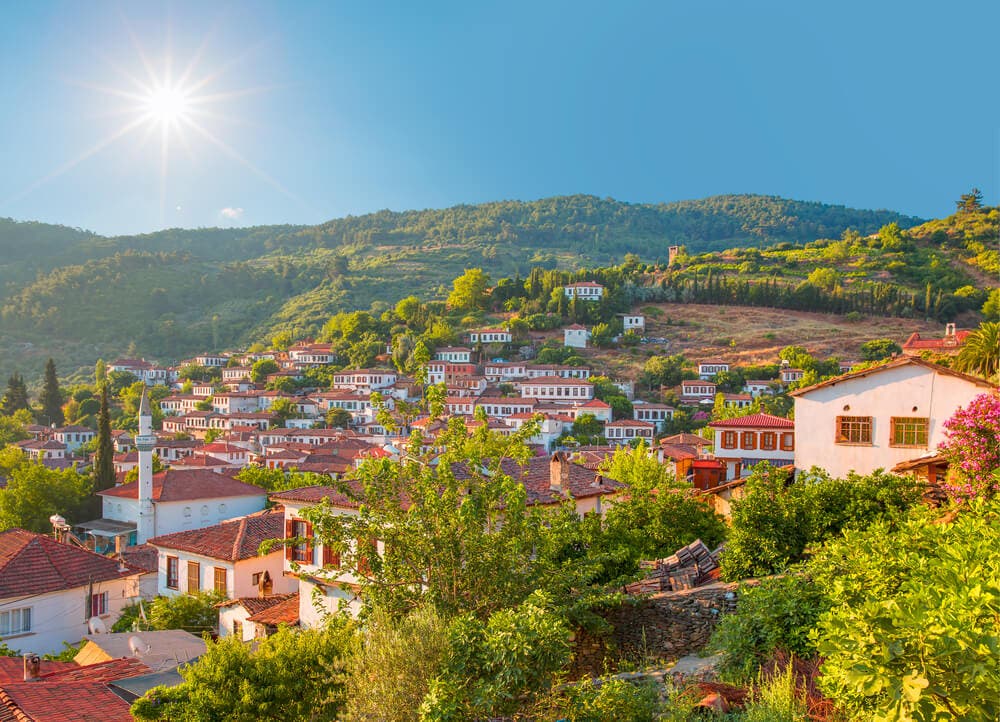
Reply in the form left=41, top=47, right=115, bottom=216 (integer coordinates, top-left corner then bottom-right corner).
left=901, top=329, right=971, bottom=350
left=97, top=469, right=265, bottom=502
left=708, top=413, right=794, bottom=429
left=148, top=508, right=284, bottom=561
left=0, top=529, right=139, bottom=598
left=246, top=593, right=300, bottom=625
left=0, top=659, right=75, bottom=685
left=789, top=356, right=996, bottom=397
left=217, top=593, right=296, bottom=615
left=270, top=479, right=365, bottom=508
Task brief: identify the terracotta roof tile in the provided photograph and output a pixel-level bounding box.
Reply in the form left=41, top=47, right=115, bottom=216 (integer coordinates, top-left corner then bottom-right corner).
left=217, top=593, right=296, bottom=615
left=245, top=593, right=300, bottom=625
left=0, top=529, right=140, bottom=598
left=148, top=508, right=285, bottom=561
left=708, top=413, right=793, bottom=429
left=97, top=469, right=266, bottom=502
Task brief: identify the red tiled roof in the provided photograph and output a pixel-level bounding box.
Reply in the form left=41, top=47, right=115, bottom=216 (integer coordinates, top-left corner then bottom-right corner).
left=246, top=593, right=300, bottom=625
left=564, top=281, right=603, bottom=288
left=217, top=592, right=296, bottom=615
left=708, top=413, right=793, bottom=429
left=97, top=469, right=265, bottom=502
left=120, top=544, right=158, bottom=573
left=148, top=508, right=285, bottom=561
left=0, top=659, right=75, bottom=686
left=789, top=355, right=996, bottom=397
left=901, top=330, right=971, bottom=350
left=606, top=419, right=656, bottom=428
left=520, top=376, right=593, bottom=386
left=661, top=433, right=711, bottom=447
left=0, top=658, right=150, bottom=722
left=579, top=399, right=611, bottom=408
left=0, top=529, right=140, bottom=598
left=270, top=479, right=365, bottom=508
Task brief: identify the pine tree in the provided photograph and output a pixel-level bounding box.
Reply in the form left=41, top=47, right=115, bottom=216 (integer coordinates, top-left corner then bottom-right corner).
left=1, top=374, right=30, bottom=416
left=93, top=383, right=115, bottom=492
left=38, top=358, right=64, bottom=426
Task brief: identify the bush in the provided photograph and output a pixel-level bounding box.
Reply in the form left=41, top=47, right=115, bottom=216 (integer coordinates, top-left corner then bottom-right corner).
left=710, top=575, right=830, bottom=681
left=543, top=677, right=661, bottom=721
left=720, top=465, right=923, bottom=581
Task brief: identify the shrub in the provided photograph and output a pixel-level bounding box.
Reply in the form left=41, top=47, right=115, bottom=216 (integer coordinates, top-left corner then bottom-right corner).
left=543, top=677, right=661, bottom=721
left=709, top=575, right=830, bottom=681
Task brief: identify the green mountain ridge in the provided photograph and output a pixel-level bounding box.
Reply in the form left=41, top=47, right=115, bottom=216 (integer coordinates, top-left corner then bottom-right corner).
left=0, top=193, right=932, bottom=383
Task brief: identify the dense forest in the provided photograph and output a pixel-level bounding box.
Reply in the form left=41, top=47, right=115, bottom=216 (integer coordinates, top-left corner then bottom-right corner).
left=1, top=193, right=992, bottom=385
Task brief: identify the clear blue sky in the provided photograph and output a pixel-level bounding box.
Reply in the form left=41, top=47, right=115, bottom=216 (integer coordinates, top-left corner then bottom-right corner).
left=1, top=1, right=997, bottom=236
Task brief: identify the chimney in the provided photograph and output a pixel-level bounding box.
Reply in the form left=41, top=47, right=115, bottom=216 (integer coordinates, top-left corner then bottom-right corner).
left=550, top=452, right=570, bottom=493
left=945, top=323, right=956, bottom=338
left=23, top=654, right=41, bottom=682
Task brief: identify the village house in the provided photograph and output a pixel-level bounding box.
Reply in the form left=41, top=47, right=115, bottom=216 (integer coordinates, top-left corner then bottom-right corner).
left=632, top=401, right=675, bottom=430
left=743, top=379, right=777, bottom=397
left=722, top=393, right=754, bottom=409
left=697, top=361, right=729, bottom=380
left=148, top=508, right=296, bottom=600
left=331, top=369, right=397, bottom=392
left=194, top=353, right=228, bottom=368
left=482, top=361, right=528, bottom=382
left=217, top=593, right=300, bottom=642
left=524, top=364, right=592, bottom=379
left=0, top=529, right=144, bottom=655
left=571, top=398, right=614, bottom=422
left=288, top=343, right=335, bottom=366
left=604, top=419, right=656, bottom=445
left=562, top=281, right=605, bottom=300
left=474, top=397, right=538, bottom=418
left=15, top=438, right=67, bottom=464
left=779, top=367, right=805, bottom=385
left=563, top=324, right=591, bottom=349
left=51, top=425, right=96, bottom=454
left=434, top=346, right=473, bottom=363
left=901, top=323, right=970, bottom=356
left=679, top=380, right=717, bottom=403
left=160, top=394, right=202, bottom=416
left=790, top=356, right=996, bottom=479
left=467, top=328, right=512, bottom=344
left=619, top=314, right=645, bottom=333
left=519, top=376, right=595, bottom=402
left=221, top=366, right=253, bottom=383
left=108, top=358, right=177, bottom=386
left=709, top=412, right=796, bottom=480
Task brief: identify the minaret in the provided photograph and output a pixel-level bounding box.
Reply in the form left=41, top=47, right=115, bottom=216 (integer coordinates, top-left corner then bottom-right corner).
left=135, top=388, right=156, bottom=544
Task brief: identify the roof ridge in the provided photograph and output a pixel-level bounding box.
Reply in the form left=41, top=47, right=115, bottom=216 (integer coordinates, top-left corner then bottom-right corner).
left=231, top=517, right=248, bottom=561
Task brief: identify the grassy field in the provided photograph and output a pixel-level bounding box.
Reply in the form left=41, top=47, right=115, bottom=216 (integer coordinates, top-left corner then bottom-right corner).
left=577, top=304, right=949, bottom=380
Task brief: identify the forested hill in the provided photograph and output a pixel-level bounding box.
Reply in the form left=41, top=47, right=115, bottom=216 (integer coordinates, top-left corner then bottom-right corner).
left=0, top=194, right=924, bottom=382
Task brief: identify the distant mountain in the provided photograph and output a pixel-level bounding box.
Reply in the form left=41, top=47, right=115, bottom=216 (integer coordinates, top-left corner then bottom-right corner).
left=0, top=194, right=923, bottom=382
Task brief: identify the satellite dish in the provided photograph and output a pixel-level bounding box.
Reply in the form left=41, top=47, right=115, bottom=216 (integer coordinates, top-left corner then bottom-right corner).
left=129, top=635, right=150, bottom=657
left=88, top=616, right=108, bottom=634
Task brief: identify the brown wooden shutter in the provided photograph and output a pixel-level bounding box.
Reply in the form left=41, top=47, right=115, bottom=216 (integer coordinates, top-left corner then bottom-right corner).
left=304, top=522, right=314, bottom=557
left=284, top=519, right=294, bottom=561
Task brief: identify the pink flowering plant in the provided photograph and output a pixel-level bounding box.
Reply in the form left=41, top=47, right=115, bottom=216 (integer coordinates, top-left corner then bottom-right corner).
left=940, top=393, right=1000, bottom=500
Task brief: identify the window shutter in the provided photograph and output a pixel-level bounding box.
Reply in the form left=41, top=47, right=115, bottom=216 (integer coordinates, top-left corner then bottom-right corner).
left=305, top=522, right=314, bottom=556
left=284, top=519, right=294, bottom=561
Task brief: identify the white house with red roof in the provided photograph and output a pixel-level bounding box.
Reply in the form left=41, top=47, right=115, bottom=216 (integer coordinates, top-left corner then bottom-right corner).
left=148, top=508, right=296, bottom=600
left=51, top=425, right=96, bottom=454
left=563, top=281, right=605, bottom=300
left=468, top=329, right=513, bottom=344
left=680, top=380, right=717, bottom=403
left=0, top=529, right=144, bottom=655
left=632, top=401, right=675, bottom=430
left=709, top=412, right=796, bottom=480
left=434, top=347, right=473, bottom=363
left=572, top=398, right=614, bottom=422
left=790, top=357, right=996, bottom=479
left=697, top=361, right=730, bottom=380
left=901, top=323, right=970, bottom=356
left=331, top=369, right=397, bottom=392
left=519, top=376, right=595, bottom=402
left=563, top=324, right=591, bottom=348
left=605, top=419, right=656, bottom=445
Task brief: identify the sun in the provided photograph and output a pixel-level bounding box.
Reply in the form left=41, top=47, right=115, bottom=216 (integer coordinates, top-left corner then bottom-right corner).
left=143, top=87, right=191, bottom=124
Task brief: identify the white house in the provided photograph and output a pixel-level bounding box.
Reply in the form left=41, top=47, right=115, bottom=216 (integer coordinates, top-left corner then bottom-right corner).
left=563, top=324, right=590, bottom=349
left=572, top=398, right=614, bottom=423
left=468, top=329, right=512, bottom=344
left=108, top=358, right=178, bottom=386
left=790, top=357, right=996, bottom=479
left=482, top=362, right=528, bottom=382
left=620, top=314, right=645, bottom=333
left=51, top=426, right=95, bottom=454
left=679, top=380, right=717, bottom=402
left=148, top=508, right=295, bottom=600
left=697, top=361, right=729, bottom=380
left=744, top=380, right=777, bottom=397
left=331, top=369, right=397, bottom=392
left=780, top=367, right=805, bottom=385
left=605, top=420, right=656, bottom=445
left=709, top=412, right=796, bottom=480
left=519, top=376, right=595, bottom=402
left=217, top=593, right=299, bottom=642
left=0, top=529, right=143, bottom=655
left=563, top=281, right=605, bottom=301
left=434, top=347, right=473, bottom=363
left=632, top=401, right=675, bottom=430
left=195, top=354, right=228, bottom=368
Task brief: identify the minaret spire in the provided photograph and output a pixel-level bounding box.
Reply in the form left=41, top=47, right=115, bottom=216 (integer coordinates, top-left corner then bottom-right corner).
left=135, top=388, right=156, bottom=543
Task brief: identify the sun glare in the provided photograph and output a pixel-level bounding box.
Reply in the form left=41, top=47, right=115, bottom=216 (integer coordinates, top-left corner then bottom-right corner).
left=144, top=87, right=190, bottom=124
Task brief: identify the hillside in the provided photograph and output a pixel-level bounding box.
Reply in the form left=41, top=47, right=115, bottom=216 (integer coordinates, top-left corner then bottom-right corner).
left=0, top=194, right=929, bottom=383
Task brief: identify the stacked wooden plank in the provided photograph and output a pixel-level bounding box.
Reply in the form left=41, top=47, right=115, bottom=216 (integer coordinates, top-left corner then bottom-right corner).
left=625, top=539, right=720, bottom=595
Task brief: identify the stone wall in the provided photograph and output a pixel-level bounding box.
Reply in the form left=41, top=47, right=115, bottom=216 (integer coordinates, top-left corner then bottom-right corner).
left=570, top=581, right=754, bottom=678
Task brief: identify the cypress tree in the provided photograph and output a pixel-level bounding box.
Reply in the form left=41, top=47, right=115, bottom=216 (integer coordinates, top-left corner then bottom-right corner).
left=38, top=358, right=64, bottom=426
left=1, top=373, right=30, bottom=416
left=93, top=382, right=115, bottom=491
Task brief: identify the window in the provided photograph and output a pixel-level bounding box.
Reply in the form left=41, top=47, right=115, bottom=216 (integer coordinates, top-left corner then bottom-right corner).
left=322, top=544, right=341, bottom=568
left=214, top=567, right=228, bottom=595
left=88, top=591, right=109, bottom=617
left=0, top=607, right=31, bottom=636
left=187, top=561, right=201, bottom=593
left=233, top=620, right=243, bottom=639
left=780, top=432, right=795, bottom=451
left=740, top=432, right=757, bottom=450
left=760, top=432, right=777, bottom=450
left=166, top=556, right=179, bottom=589
left=288, top=519, right=312, bottom=563
left=836, top=416, right=873, bottom=444
left=720, top=431, right=737, bottom=449
left=890, top=417, right=929, bottom=447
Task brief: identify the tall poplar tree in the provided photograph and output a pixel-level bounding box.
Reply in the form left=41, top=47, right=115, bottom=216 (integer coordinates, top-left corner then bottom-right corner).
left=93, top=382, right=116, bottom=492
left=38, top=359, right=64, bottom=427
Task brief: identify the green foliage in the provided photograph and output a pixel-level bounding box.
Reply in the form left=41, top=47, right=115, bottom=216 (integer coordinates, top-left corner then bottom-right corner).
left=0, top=409, right=31, bottom=447
left=1, top=374, right=30, bottom=416
left=124, top=455, right=164, bottom=482
left=37, top=358, right=64, bottom=426
left=251, top=358, right=279, bottom=383
left=43, top=641, right=85, bottom=662
left=812, top=501, right=1000, bottom=721
left=541, top=677, right=661, bottom=721
left=326, top=407, right=353, bottom=429
left=446, top=268, right=491, bottom=311
left=642, top=354, right=691, bottom=389
left=147, top=592, right=224, bottom=635
left=0, top=461, right=93, bottom=532
left=593, top=443, right=727, bottom=581
left=742, top=664, right=811, bottom=722
left=93, top=383, right=115, bottom=492
left=983, top=288, right=1000, bottom=321
left=860, top=338, right=902, bottom=361
left=710, top=575, right=830, bottom=681
left=344, top=606, right=449, bottom=722
left=419, top=592, right=571, bottom=720
left=132, top=622, right=355, bottom=721
left=720, top=465, right=923, bottom=581
left=235, top=466, right=327, bottom=493
left=953, top=321, right=1000, bottom=381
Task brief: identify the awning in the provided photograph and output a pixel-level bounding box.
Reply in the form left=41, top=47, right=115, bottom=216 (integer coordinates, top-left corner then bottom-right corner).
left=75, top=518, right=137, bottom=537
